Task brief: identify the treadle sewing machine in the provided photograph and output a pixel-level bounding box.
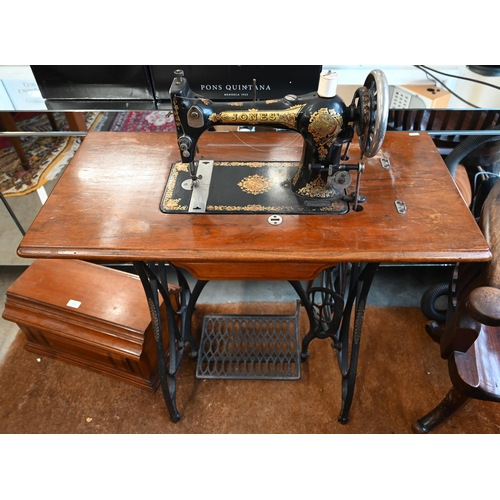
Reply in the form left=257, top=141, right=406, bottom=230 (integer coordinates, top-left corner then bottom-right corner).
left=164, top=68, right=389, bottom=214
left=150, top=68, right=392, bottom=423
left=15, top=65, right=491, bottom=428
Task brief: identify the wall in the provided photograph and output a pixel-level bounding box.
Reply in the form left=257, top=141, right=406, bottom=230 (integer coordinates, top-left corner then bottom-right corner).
left=448, top=66, right=500, bottom=108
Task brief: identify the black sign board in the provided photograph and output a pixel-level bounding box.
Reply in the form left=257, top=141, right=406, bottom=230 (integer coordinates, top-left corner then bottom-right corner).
left=30, top=65, right=323, bottom=109
left=150, top=65, right=323, bottom=102
left=31, top=65, right=155, bottom=101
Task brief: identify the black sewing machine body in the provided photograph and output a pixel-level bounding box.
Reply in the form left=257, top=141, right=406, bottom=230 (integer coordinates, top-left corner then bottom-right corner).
left=165, top=68, right=388, bottom=213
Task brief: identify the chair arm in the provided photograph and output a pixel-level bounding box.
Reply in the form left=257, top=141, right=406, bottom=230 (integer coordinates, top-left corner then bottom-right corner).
left=440, top=313, right=481, bottom=358
left=466, top=286, right=500, bottom=326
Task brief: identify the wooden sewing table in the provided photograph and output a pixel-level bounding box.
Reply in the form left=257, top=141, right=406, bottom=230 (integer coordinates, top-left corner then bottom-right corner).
left=17, top=130, right=491, bottom=424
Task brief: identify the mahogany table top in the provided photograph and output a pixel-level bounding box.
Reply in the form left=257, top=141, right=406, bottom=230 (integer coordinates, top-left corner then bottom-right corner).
left=17, top=131, right=491, bottom=280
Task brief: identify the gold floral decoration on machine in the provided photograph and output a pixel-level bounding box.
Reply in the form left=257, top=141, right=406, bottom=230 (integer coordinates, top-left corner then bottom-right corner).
left=237, top=174, right=273, bottom=195
left=308, top=108, right=343, bottom=161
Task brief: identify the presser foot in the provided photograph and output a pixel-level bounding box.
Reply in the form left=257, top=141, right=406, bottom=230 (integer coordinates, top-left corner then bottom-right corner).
left=180, top=160, right=214, bottom=213
left=181, top=176, right=202, bottom=189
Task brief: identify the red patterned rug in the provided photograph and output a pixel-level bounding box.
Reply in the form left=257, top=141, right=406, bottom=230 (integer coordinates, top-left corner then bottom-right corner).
left=109, top=111, right=176, bottom=132
left=1, top=111, right=176, bottom=197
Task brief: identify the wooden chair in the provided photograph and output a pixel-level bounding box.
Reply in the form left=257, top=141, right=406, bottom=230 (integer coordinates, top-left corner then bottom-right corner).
left=413, top=179, right=500, bottom=433
left=0, top=112, right=34, bottom=170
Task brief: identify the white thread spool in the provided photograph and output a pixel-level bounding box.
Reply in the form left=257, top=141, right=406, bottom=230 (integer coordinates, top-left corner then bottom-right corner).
left=318, top=70, right=338, bottom=98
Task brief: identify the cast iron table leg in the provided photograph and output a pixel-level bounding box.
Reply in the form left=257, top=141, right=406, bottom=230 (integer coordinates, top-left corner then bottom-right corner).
left=135, top=260, right=377, bottom=425
left=133, top=261, right=206, bottom=423
left=337, top=263, right=379, bottom=423
left=297, top=262, right=379, bottom=425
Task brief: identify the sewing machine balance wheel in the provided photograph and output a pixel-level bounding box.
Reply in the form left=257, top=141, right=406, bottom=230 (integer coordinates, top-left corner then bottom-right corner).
left=355, top=69, right=389, bottom=158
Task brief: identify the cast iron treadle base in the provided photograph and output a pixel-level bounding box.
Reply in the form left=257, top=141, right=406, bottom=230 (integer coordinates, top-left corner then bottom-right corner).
left=196, top=302, right=301, bottom=380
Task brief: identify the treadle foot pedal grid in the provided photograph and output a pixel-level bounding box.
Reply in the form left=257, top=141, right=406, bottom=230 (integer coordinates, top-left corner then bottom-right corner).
left=196, top=302, right=301, bottom=380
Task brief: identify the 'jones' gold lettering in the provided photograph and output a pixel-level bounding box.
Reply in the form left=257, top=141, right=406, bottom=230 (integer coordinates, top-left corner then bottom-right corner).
left=221, top=110, right=298, bottom=123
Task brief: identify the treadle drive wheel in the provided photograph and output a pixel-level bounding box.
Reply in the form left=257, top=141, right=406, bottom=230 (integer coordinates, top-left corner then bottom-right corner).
left=420, top=282, right=449, bottom=322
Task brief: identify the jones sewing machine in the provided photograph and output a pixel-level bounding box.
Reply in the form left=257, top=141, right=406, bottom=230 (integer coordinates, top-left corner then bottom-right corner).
left=162, top=68, right=389, bottom=215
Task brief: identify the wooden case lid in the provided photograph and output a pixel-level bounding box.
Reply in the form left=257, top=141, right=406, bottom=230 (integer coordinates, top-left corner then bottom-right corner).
left=5, top=260, right=152, bottom=339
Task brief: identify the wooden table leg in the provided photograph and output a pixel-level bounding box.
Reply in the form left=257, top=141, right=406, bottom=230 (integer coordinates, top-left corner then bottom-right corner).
left=0, top=112, right=30, bottom=171
left=64, top=112, right=87, bottom=133
left=45, top=113, right=58, bottom=130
